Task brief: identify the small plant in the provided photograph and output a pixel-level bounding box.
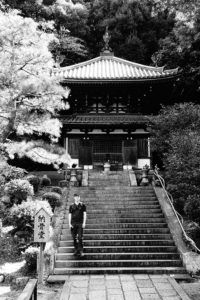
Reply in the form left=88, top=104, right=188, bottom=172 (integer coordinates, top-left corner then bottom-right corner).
left=40, top=175, right=51, bottom=186
left=4, top=179, right=34, bottom=206
left=42, top=192, right=61, bottom=212
left=51, top=186, right=62, bottom=195
left=26, top=175, right=40, bottom=193
left=24, top=246, right=39, bottom=271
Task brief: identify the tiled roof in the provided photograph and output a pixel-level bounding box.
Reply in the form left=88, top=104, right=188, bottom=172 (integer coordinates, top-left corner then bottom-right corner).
left=61, top=114, right=148, bottom=125
left=52, top=54, right=178, bottom=82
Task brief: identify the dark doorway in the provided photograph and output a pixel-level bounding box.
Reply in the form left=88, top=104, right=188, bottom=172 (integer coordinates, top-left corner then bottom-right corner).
left=123, top=140, right=138, bottom=165
left=92, top=137, right=123, bottom=164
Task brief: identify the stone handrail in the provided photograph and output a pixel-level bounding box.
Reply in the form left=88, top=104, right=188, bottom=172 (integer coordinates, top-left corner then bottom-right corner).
left=153, top=167, right=200, bottom=254
left=17, top=279, right=37, bottom=300
left=49, top=187, right=69, bottom=274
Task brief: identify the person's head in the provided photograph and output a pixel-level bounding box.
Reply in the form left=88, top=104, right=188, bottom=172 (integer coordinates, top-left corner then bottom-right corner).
left=74, top=193, right=80, bottom=204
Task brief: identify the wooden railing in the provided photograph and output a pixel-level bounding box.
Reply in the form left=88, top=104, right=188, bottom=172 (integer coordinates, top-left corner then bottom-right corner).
left=17, top=279, right=37, bottom=300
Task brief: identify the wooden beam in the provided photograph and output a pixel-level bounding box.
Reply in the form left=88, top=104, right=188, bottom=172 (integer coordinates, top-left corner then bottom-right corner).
left=17, top=279, right=37, bottom=300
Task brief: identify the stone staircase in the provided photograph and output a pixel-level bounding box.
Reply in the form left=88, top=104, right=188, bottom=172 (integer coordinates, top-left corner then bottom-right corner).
left=53, top=171, right=185, bottom=275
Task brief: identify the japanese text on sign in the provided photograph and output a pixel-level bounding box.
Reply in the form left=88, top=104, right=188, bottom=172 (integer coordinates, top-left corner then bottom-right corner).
left=34, top=208, right=50, bottom=243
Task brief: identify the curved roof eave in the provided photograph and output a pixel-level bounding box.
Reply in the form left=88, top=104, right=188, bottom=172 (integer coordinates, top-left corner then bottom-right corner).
left=51, top=54, right=179, bottom=82
left=61, top=74, right=180, bottom=84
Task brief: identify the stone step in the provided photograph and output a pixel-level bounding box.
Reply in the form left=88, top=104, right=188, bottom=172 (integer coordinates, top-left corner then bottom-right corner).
left=89, top=182, right=129, bottom=185
left=67, top=200, right=158, bottom=204
left=68, top=192, right=156, bottom=195
left=65, top=212, right=164, bottom=217
left=66, top=204, right=160, bottom=209
left=57, top=245, right=178, bottom=253
left=89, top=194, right=156, bottom=198
left=65, top=211, right=163, bottom=217
left=67, top=209, right=163, bottom=214
left=63, top=217, right=166, bottom=224
left=63, top=216, right=164, bottom=223
left=70, top=194, right=156, bottom=198
left=76, top=199, right=159, bottom=203
left=68, top=196, right=159, bottom=205
left=59, top=239, right=175, bottom=247
left=78, top=190, right=155, bottom=193
left=71, top=186, right=153, bottom=189
left=62, top=223, right=168, bottom=229
left=53, top=266, right=186, bottom=275
left=80, top=195, right=156, bottom=199
left=66, top=207, right=161, bottom=212
left=60, top=233, right=172, bottom=240
left=55, top=259, right=182, bottom=268
left=56, top=253, right=180, bottom=261
left=89, top=180, right=128, bottom=183
left=61, top=228, right=170, bottom=234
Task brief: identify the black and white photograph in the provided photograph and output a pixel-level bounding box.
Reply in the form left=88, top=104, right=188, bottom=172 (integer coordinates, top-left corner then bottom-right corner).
left=0, top=0, right=200, bottom=299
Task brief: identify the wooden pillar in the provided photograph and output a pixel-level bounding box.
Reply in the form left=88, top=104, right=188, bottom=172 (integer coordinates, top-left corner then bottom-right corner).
left=65, top=137, right=68, bottom=153
left=148, top=137, right=151, bottom=157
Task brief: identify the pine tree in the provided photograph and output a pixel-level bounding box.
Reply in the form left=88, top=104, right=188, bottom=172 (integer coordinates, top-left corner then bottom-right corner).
left=0, top=10, right=71, bottom=168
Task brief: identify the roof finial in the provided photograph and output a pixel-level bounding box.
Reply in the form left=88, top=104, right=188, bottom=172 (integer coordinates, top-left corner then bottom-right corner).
left=101, top=26, right=113, bottom=55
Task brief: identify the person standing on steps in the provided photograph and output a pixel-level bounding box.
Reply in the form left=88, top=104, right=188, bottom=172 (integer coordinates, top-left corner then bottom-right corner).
left=68, top=193, right=87, bottom=257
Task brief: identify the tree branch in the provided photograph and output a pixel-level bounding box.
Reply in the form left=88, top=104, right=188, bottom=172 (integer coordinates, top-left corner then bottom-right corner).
left=0, top=114, right=9, bottom=120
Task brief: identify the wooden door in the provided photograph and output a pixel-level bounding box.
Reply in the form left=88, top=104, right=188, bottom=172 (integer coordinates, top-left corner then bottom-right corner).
left=68, top=138, right=80, bottom=159
left=79, top=140, right=93, bottom=165
left=92, top=137, right=122, bottom=163
left=123, top=140, right=138, bottom=165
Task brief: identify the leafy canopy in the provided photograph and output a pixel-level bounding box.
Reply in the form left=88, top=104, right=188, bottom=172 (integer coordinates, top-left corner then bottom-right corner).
left=0, top=10, right=71, bottom=167
left=151, top=103, right=200, bottom=217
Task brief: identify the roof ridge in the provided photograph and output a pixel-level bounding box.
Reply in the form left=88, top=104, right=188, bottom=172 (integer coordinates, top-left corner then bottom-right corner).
left=51, top=55, right=179, bottom=80
left=53, top=55, right=166, bottom=73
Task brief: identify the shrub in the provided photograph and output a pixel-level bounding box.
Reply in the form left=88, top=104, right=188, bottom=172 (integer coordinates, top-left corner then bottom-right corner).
left=40, top=175, right=51, bottom=186
left=0, top=198, right=10, bottom=225
left=9, top=199, right=53, bottom=241
left=0, top=175, right=5, bottom=186
left=184, top=221, right=200, bottom=247
left=4, top=179, right=34, bottom=206
left=24, top=246, right=39, bottom=271
left=0, top=163, right=27, bottom=182
left=26, top=175, right=40, bottom=193
left=166, top=183, right=200, bottom=215
left=184, top=195, right=200, bottom=224
left=51, top=186, right=62, bottom=195
left=42, top=192, right=61, bottom=212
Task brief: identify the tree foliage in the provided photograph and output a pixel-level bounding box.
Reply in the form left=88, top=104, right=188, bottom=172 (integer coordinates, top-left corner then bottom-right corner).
left=2, top=0, right=89, bottom=65
left=0, top=10, right=71, bottom=167
left=151, top=103, right=200, bottom=220
left=85, top=0, right=175, bottom=63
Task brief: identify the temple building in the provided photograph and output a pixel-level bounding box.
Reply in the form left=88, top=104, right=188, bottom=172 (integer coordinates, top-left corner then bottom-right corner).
left=53, top=30, right=179, bottom=170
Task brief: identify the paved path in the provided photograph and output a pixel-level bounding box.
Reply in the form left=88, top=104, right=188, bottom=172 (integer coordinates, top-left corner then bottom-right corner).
left=59, top=274, right=191, bottom=300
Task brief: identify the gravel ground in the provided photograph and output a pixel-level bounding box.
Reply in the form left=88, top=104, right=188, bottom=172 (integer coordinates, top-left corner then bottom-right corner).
left=180, top=280, right=200, bottom=300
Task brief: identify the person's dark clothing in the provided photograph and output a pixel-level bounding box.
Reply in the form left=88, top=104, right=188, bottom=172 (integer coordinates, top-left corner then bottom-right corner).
left=71, top=224, right=83, bottom=253
left=69, top=203, right=86, bottom=226
left=69, top=202, right=86, bottom=254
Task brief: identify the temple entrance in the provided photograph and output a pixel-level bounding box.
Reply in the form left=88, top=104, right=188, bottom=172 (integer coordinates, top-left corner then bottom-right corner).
left=68, top=136, right=142, bottom=168
left=92, top=137, right=123, bottom=165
